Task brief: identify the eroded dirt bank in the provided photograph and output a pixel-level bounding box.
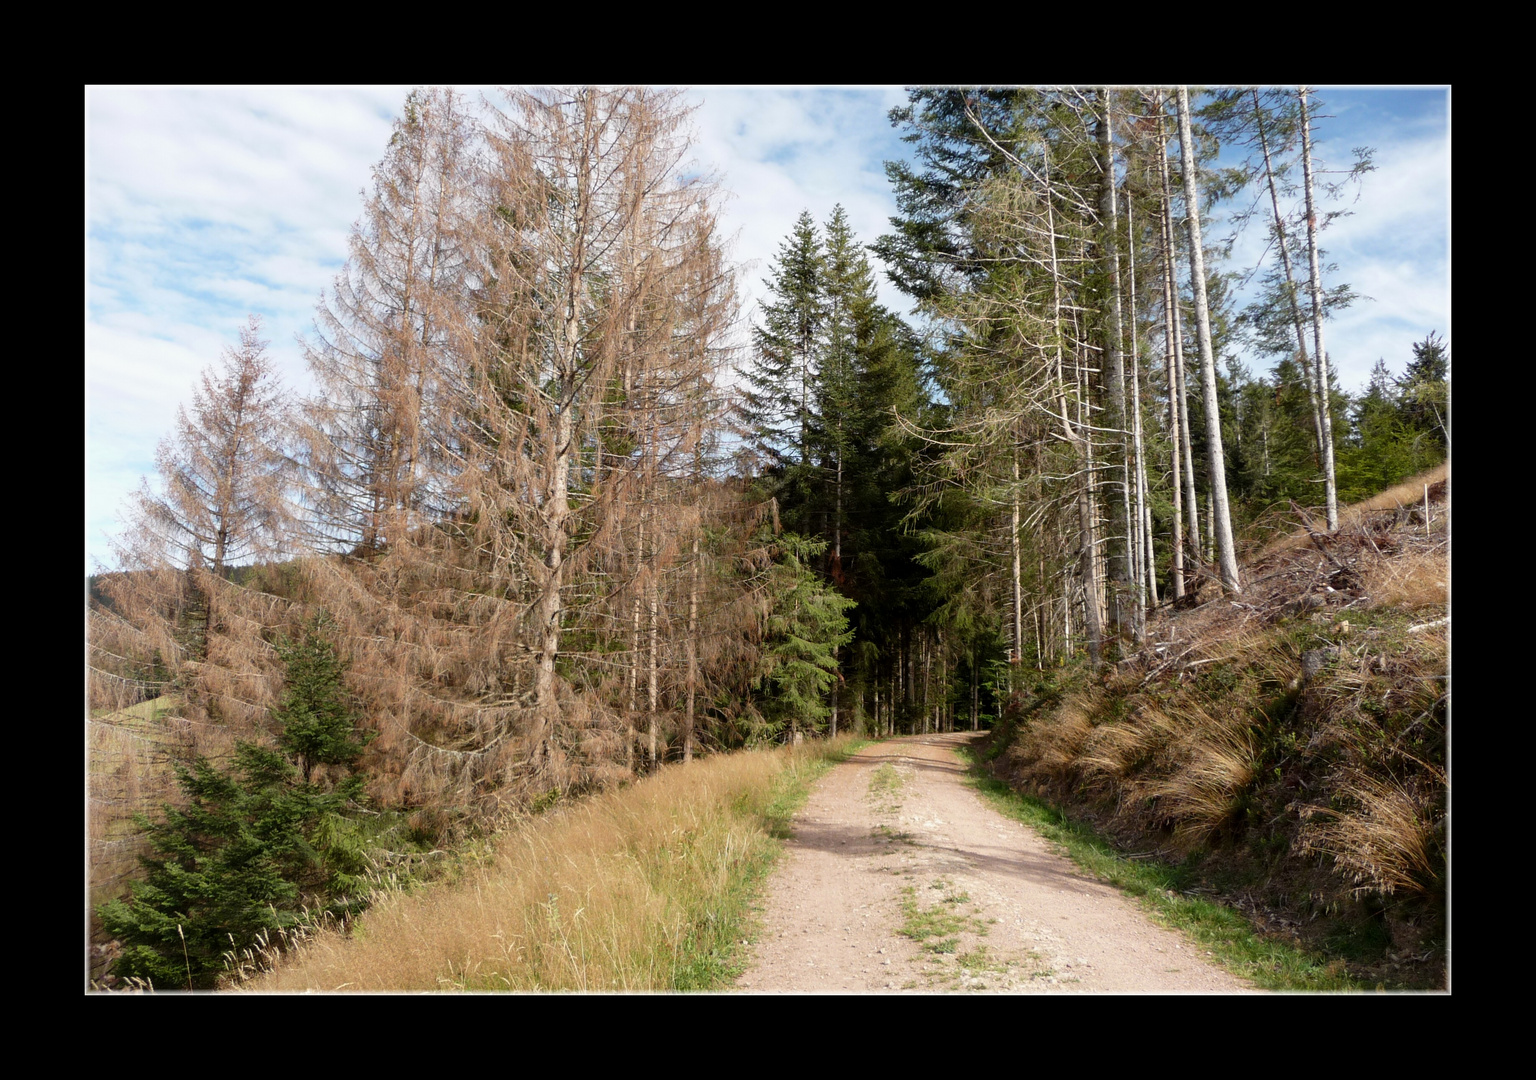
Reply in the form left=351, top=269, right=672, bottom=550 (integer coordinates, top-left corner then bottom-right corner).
left=735, top=732, right=1254, bottom=993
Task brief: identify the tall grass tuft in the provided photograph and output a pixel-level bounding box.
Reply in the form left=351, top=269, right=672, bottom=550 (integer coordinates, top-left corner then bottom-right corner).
left=1298, top=767, right=1444, bottom=900
left=1132, top=704, right=1257, bottom=848
left=244, top=739, right=855, bottom=992
left=1360, top=550, right=1447, bottom=612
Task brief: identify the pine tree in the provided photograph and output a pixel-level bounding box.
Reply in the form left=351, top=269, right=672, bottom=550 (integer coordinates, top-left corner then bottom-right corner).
left=818, top=205, right=865, bottom=578
left=874, top=88, right=1036, bottom=304
left=1339, top=358, right=1415, bottom=497
left=97, top=613, right=372, bottom=989
left=757, top=533, right=855, bottom=742
left=299, top=87, right=474, bottom=556
left=1397, top=331, right=1449, bottom=453
left=741, top=211, right=825, bottom=528
left=271, top=613, right=372, bottom=785
left=1175, top=87, right=1241, bottom=593
left=128, top=315, right=291, bottom=577
left=94, top=315, right=292, bottom=723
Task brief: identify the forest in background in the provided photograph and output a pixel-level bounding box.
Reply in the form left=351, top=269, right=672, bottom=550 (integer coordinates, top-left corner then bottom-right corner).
left=87, top=86, right=1448, bottom=988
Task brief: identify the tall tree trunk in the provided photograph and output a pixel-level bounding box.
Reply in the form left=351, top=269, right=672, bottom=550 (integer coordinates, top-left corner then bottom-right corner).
left=1205, top=490, right=1215, bottom=566
left=830, top=679, right=839, bottom=739
left=1097, top=91, right=1130, bottom=636
left=1011, top=443, right=1024, bottom=680
left=970, top=646, right=979, bottom=731
left=1076, top=349, right=1105, bottom=667
left=1046, top=152, right=1103, bottom=668
left=628, top=496, right=644, bottom=773
left=685, top=531, right=698, bottom=763
left=1126, top=188, right=1151, bottom=641
left=1161, top=200, right=1186, bottom=603
left=1036, top=548, right=1049, bottom=669
left=922, top=632, right=932, bottom=734
left=1251, top=89, right=1326, bottom=463
left=1063, top=563, right=1073, bottom=658
left=1175, top=87, right=1241, bottom=594
left=1155, top=97, right=1202, bottom=568
left=835, top=442, right=843, bottom=571
left=1299, top=87, right=1340, bottom=532
left=647, top=521, right=659, bottom=768
left=533, top=380, right=575, bottom=772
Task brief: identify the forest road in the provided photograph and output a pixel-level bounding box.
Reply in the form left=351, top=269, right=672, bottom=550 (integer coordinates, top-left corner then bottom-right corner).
left=733, top=731, right=1255, bottom=993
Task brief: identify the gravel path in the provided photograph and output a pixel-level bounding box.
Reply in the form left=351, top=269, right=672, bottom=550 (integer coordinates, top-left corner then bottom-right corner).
left=734, top=732, right=1256, bottom=993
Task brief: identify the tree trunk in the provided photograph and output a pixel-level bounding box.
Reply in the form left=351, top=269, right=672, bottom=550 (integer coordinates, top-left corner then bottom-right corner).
left=1011, top=443, right=1024, bottom=680
left=1251, top=89, right=1326, bottom=463
left=1155, top=97, right=1202, bottom=569
left=647, top=535, right=659, bottom=768
left=1175, top=87, right=1241, bottom=594
left=1097, top=91, right=1130, bottom=636
left=1126, top=189, right=1151, bottom=641
left=1046, top=152, right=1102, bottom=668
left=685, top=531, right=698, bottom=763
left=1155, top=102, right=1186, bottom=603
left=628, top=502, right=644, bottom=773
left=1299, top=87, right=1340, bottom=532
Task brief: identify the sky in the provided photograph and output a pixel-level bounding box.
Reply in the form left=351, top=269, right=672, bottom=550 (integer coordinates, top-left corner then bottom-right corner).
left=85, top=85, right=1449, bottom=574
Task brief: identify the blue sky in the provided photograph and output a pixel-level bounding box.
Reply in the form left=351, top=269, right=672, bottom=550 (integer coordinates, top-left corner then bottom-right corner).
left=85, top=85, right=1449, bottom=574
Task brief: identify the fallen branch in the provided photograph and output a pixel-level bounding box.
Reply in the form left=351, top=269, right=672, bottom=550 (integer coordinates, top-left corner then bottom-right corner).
left=1408, top=617, right=1448, bottom=634
left=1141, top=642, right=1203, bottom=685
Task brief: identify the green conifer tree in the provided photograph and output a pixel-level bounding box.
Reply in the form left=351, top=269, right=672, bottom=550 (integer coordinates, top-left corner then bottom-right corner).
left=756, top=533, right=855, bottom=742
left=272, top=613, right=372, bottom=784
left=741, top=211, right=825, bottom=529
left=97, top=613, right=372, bottom=989
left=1338, top=358, right=1415, bottom=497
left=1397, top=331, right=1449, bottom=454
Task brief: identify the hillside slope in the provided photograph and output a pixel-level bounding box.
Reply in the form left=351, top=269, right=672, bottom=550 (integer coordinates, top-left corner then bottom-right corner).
left=983, top=465, right=1448, bottom=989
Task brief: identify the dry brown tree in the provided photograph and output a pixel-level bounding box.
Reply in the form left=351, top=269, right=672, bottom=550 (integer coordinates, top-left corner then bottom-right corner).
left=450, top=86, right=738, bottom=785
left=91, top=314, right=294, bottom=719
left=88, top=316, right=299, bottom=955
left=284, top=88, right=741, bottom=818
left=299, top=87, right=477, bottom=559
left=96, top=88, right=750, bottom=849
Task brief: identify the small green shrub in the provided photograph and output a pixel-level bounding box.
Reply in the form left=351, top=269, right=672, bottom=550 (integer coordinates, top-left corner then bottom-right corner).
left=97, top=612, right=385, bottom=990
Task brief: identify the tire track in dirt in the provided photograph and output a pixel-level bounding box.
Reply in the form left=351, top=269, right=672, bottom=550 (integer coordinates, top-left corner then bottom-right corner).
left=734, top=732, right=1255, bottom=993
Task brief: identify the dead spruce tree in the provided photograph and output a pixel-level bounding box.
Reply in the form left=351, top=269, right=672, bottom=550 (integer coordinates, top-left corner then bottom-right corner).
left=274, top=88, right=742, bottom=820
left=299, top=87, right=476, bottom=558
left=416, top=86, right=737, bottom=794
left=93, top=314, right=294, bottom=721
left=89, top=317, right=299, bottom=925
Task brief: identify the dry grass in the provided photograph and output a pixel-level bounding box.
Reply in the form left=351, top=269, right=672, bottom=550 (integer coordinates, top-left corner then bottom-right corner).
left=88, top=696, right=205, bottom=906
left=1078, top=710, right=1160, bottom=782
left=1346, top=462, right=1449, bottom=519
left=243, top=741, right=845, bottom=992
left=1298, top=768, right=1444, bottom=899
left=1005, top=691, right=1097, bottom=788
left=986, top=469, right=1448, bottom=986
left=1134, top=705, right=1258, bottom=848
left=1359, top=550, right=1448, bottom=612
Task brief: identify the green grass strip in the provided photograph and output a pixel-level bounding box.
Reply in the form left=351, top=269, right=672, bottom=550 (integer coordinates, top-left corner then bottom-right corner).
left=959, top=749, right=1360, bottom=992
left=671, top=738, right=869, bottom=991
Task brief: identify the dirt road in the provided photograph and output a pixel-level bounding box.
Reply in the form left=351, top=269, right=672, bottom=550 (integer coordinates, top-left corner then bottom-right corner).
left=734, top=732, right=1255, bottom=993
